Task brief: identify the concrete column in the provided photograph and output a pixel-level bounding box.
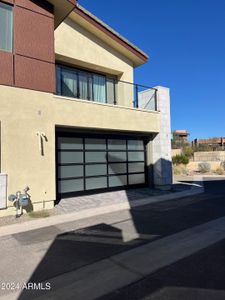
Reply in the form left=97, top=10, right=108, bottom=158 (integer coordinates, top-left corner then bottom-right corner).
left=0, top=174, right=7, bottom=209
left=139, top=86, right=172, bottom=189
left=152, top=86, right=172, bottom=189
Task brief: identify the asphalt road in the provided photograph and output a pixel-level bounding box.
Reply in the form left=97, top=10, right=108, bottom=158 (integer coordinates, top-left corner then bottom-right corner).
left=99, top=238, right=225, bottom=300
left=15, top=184, right=225, bottom=283
left=99, top=177, right=225, bottom=300
left=1, top=177, right=225, bottom=300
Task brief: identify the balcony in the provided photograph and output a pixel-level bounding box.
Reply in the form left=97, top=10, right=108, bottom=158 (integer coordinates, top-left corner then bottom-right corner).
left=56, top=65, right=158, bottom=112
left=116, top=80, right=158, bottom=111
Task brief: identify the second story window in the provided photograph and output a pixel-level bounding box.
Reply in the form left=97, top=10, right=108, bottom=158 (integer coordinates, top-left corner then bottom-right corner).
left=0, top=2, right=13, bottom=52
left=56, top=65, right=116, bottom=104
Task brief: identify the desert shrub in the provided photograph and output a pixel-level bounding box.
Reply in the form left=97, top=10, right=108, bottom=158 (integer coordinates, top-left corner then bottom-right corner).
left=214, top=167, right=224, bottom=175
left=194, top=144, right=213, bottom=152
left=198, top=162, right=211, bottom=173
left=172, top=154, right=189, bottom=165
left=28, top=210, right=50, bottom=218
left=183, top=146, right=194, bottom=158
left=173, top=165, right=181, bottom=175
left=173, top=164, right=187, bottom=175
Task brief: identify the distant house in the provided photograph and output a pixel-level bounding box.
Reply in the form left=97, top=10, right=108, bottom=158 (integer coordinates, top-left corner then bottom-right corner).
left=193, top=137, right=225, bottom=150
left=172, top=130, right=190, bottom=149
left=173, top=130, right=189, bottom=142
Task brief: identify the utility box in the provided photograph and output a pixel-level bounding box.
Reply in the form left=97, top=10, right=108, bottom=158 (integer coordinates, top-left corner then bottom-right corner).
left=0, top=174, right=7, bottom=209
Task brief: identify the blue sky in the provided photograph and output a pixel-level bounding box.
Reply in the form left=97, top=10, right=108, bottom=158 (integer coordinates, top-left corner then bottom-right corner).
left=79, top=0, right=225, bottom=140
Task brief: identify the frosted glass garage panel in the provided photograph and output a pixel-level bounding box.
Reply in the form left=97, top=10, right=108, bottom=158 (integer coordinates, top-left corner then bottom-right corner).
left=58, top=152, right=83, bottom=164
left=86, top=177, right=107, bottom=190
left=86, top=164, right=107, bottom=176
left=108, top=139, right=126, bottom=150
left=85, top=138, right=106, bottom=150
left=108, top=163, right=126, bottom=175
left=128, top=140, right=144, bottom=150
left=58, top=179, right=84, bottom=193
left=58, top=137, right=83, bottom=150
left=108, top=152, right=126, bottom=162
left=58, top=165, right=83, bottom=179
left=128, top=152, right=144, bottom=162
left=129, top=174, right=145, bottom=185
left=128, top=162, right=145, bottom=173
left=85, top=152, right=107, bottom=163
left=109, top=175, right=127, bottom=187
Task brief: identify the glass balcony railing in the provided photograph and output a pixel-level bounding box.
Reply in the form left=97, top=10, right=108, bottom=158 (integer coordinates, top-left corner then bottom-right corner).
left=56, top=65, right=158, bottom=111
left=116, top=80, right=158, bottom=111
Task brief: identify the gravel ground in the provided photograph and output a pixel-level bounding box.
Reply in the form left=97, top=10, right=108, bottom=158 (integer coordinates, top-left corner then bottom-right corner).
left=0, top=207, right=59, bottom=227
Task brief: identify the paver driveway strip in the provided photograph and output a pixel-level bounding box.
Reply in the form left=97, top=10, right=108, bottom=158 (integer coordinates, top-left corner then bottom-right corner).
left=0, top=187, right=203, bottom=238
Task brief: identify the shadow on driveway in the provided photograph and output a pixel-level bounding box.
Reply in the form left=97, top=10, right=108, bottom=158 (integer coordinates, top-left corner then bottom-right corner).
left=17, top=177, right=225, bottom=299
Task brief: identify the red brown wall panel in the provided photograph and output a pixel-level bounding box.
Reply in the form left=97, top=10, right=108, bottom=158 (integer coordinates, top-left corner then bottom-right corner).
left=13, top=1, right=55, bottom=93
left=14, top=0, right=53, bottom=19
left=0, top=0, right=78, bottom=93
left=0, top=51, right=14, bottom=86
left=14, top=6, right=54, bottom=62
left=15, top=55, right=55, bottom=93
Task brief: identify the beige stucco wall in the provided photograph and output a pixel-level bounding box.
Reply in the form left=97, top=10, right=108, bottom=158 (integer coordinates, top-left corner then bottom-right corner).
left=0, top=85, right=160, bottom=216
left=0, top=87, right=55, bottom=216
left=55, top=18, right=134, bottom=107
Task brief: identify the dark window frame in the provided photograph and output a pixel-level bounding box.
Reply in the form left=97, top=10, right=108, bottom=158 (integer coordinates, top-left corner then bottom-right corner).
left=56, top=64, right=116, bottom=104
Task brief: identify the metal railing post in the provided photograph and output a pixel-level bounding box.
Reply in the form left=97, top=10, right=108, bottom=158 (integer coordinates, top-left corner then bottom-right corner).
left=135, top=84, right=139, bottom=108
left=155, top=89, right=158, bottom=111
left=113, top=79, right=117, bottom=105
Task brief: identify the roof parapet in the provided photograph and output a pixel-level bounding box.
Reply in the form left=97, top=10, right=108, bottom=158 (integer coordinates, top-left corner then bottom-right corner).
left=47, top=0, right=76, bottom=28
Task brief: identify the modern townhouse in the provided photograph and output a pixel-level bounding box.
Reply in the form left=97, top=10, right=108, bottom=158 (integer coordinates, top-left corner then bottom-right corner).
left=0, top=0, right=172, bottom=216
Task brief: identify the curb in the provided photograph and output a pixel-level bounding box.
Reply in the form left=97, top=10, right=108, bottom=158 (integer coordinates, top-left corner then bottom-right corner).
left=0, top=188, right=204, bottom=238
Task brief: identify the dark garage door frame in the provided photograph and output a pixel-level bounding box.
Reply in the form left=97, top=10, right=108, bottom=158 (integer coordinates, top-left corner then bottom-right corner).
left=55, top=130, right=150, bottom=201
